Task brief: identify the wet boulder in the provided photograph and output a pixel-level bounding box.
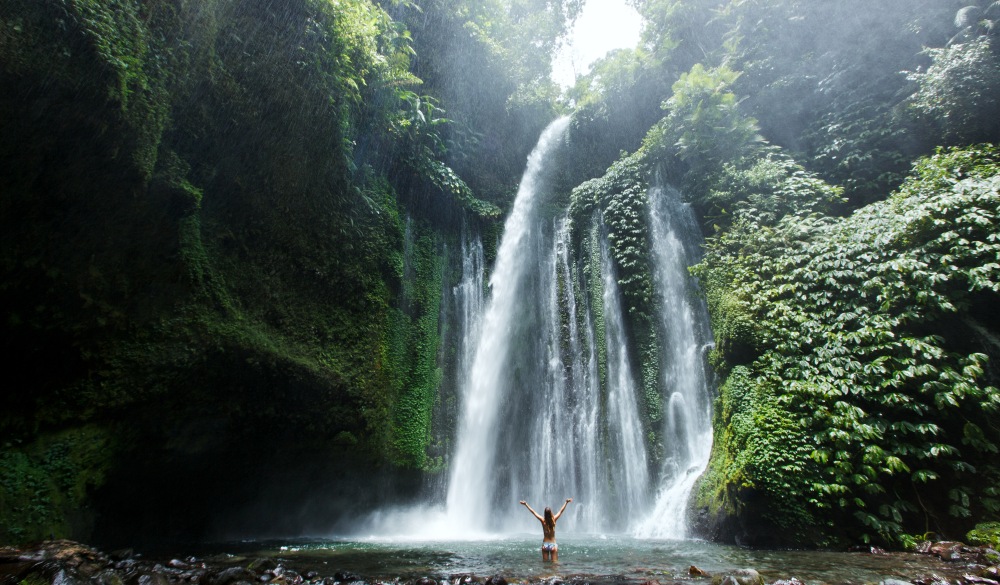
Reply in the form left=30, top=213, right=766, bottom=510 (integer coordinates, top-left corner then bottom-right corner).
left=52, top=568, right=90, bottom=585
left=930, top=542, right=965, bottom=562
left=135, top=570, right=172, bottom=585
left=94, top=568, right=126, bottom=585
left=961, top=575, right=999, bottom=585
left=713, top=569, right=764, bottom=585
left=212, top=567, right=257, bottom=585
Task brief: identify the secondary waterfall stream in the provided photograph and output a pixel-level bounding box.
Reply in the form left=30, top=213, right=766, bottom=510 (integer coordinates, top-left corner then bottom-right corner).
left=441, top=119, right=715, bottom=537
left=635, top=184, right=715, bottom=538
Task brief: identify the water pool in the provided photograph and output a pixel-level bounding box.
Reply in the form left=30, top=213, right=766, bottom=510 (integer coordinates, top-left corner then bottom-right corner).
left=185, top=535, right=968, bottom=585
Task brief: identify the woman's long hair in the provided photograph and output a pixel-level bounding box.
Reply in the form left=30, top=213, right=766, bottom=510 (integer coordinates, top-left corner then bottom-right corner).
left=543, top=507, right=554, bottom=527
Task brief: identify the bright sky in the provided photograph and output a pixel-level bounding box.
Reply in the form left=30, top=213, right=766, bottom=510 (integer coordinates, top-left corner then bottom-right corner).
left=551, top=0, right=644, bottom=88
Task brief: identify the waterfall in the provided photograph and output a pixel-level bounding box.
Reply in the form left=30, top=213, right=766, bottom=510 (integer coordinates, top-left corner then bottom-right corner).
left=453, top=225, right=486, bottom=415
left=443, top=115, right=658, bottom=534
left=599, top=228, right=651, bottom=526
left=368, top=122, right=714, bottom=540
left=444, top=117, right=573, bottom=531
left=634, top=184, right=714, bottom=539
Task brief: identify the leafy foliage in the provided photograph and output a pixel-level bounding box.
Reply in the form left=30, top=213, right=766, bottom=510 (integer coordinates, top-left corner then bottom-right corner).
left=571, top=153, right=653, bottom=322
left=694, top=145, right=1000, bottom=544
left=0, top=428, right=113, bottom=542
left=646, top=64, right=763, bottom=191
left=906, top=36, right=1000, bottom=145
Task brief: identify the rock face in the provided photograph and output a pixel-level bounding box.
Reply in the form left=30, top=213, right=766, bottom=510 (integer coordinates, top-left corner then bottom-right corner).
left=0, top=0, right=454, bottom=547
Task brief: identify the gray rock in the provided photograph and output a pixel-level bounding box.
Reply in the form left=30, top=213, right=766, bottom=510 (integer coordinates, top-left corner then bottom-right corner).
left=713, top=569, right=764, bottom=585
left=52, top=568, right=86, bottom=585
left=136, top=571, right=171, bottom=585
left=94, top=569, right=125, bottom=585
left=213, top=567, right=257, bottom=585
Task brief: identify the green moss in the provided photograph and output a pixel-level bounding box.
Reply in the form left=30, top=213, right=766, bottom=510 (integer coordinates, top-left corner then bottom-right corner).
left=386, top=222, right=447, bottom=469
left=18, top=573, right=49, bottom=585
left=0, top=427, right=115, bottom=543
left=967, top=522, right=1000, bottom=549
left=586, top=221, right=608, bottom=392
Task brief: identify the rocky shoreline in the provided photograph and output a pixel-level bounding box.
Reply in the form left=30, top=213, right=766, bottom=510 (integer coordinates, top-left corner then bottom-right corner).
left=1, top=540, right=998, bottom=585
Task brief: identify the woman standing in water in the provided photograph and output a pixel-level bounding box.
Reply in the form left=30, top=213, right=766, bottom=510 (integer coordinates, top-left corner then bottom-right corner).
left=520, top=498, right=572, bottom=561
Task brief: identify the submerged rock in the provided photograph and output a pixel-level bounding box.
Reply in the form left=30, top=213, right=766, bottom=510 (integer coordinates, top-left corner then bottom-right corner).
left=712, top=569, right=763, bottom=585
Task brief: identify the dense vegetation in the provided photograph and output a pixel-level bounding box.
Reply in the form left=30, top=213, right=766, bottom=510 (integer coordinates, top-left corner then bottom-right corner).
left=0, top=0, right=573, bottom=545
left=2, top=0, right=999, bottom=550
left=566, top=0, right=1000, bottom=547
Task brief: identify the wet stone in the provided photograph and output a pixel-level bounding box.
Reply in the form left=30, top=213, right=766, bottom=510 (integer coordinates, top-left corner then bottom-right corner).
left=770, top=579, right=805, bottom=585
left=212, top=567, right=257, bottom=585
left=930, top=543, right=965, bottom=562
left=52, top=568, right=88, bottom=585
left=879, top=579, right=914, bottom=585
left=95, top=568, right=126, bottom=585
left=248, top=560, right=278, bottom=574
left=137, top=571, right=172, bottom=585
left=713, top=569, right=763, bottom=585
left=962, top=575, right=1000, bottom=585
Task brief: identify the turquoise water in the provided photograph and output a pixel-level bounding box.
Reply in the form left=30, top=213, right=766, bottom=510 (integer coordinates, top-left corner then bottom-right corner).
left=197, top=535, right=967, bottom=584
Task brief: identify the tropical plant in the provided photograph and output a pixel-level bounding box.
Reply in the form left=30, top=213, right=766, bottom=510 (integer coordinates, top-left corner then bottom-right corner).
left=906, top=36, right=1000, bottom=145
left=694, top=145, right=1000, bottom=545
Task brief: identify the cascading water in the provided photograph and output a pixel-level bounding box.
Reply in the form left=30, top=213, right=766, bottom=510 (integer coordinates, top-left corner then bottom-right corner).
left=634, top=184, right=715, bottom=539
left=369, top=121, right=714, bottom=540
left=453, top=226, right=486, bottom=419
left=599, top=228, right=651, bottom=525
left=444, top=116, right=576, bottom=532
left=443, top=115, right=656, bottom=534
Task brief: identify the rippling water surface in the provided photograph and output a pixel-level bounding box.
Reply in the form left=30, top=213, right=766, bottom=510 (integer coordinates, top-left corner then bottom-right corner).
left=189, top=535, right=967, bottom=585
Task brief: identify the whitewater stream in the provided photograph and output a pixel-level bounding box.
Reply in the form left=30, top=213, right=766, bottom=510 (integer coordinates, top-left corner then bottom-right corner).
left=382, top=116, right=716, bottom=538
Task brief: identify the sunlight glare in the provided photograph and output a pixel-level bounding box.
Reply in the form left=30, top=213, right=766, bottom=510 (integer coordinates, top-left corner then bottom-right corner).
left=552, top=0, right=644, bottom=88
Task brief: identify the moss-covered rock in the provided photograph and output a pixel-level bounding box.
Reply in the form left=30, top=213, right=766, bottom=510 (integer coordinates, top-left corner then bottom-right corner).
left=967, top=522, right=1000, bottom=549
left=0, top=0, right=482, bottom=546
